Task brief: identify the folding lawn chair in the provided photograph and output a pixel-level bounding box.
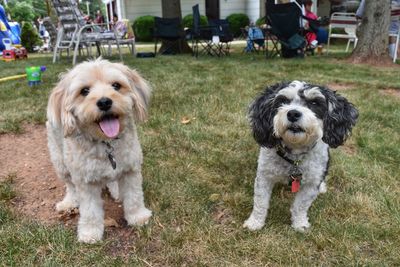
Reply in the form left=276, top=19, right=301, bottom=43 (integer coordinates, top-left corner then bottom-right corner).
left=153, top=17, right=185, bottom=56
left=265, top=0, right=306, bottom=58
left=52, top=0, right=122, bottom=65
left=191, top=4, right=220, bottom=57
left=326, top=12, right=358, bottom=54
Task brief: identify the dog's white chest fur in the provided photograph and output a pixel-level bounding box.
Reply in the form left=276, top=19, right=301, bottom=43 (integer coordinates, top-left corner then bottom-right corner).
left=62, top=128, right=143, bottom=184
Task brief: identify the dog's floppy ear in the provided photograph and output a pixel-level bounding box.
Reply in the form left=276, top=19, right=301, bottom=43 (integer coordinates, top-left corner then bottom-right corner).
left=249, top=83, right=287, bottom=148
left=115, top=63, right=151, bottom=122
left=47, top=73, right=77, bottom=137
left=321, top=88, right=358, bottom=148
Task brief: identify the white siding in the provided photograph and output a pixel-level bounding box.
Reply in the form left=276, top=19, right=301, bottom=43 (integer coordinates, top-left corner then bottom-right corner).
left=220, top=0, right=246, bottom=18
left=122, top=0, right=205, bottom=22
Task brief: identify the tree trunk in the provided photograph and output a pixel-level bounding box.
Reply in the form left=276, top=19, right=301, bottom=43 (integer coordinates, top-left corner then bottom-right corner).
left=160, top=0, right=192, bottom=54
left=350, top=0, right=392, bottom=64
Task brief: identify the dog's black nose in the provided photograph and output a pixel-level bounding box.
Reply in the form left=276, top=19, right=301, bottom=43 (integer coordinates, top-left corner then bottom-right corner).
left=287, top=109, right=302, bottom=122
left=97, top=97, right=113, bottom=111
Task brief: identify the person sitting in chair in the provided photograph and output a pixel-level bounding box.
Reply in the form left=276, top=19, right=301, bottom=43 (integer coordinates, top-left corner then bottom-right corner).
left=244, top=22, right=265, bottom=52
left=111, top=14, right=127, bottom=38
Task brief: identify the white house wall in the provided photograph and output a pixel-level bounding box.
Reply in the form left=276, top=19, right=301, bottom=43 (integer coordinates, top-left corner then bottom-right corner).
left=122, top=0, right=206, bottom=22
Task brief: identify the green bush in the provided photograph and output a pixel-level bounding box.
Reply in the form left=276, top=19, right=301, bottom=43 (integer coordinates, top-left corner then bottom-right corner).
left=182, top=14, right=208, bottom=29
left=226, top=13, right=249, bottom=37
left=256, top=17, right=266, bottom=26
left=20, top=22, right=42, bottom=52
left=133, top=15, right=155, bottom=42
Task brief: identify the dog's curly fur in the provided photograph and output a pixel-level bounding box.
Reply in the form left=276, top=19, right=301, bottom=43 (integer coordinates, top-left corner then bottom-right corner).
left=46, top=59, right=152, bottom=243
left=243, top=81, right=358, bottom=232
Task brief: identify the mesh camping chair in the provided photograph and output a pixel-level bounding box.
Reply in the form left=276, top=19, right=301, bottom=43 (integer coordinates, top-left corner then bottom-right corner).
left=153, top=17, right=185, bottom=56
left=191, top=4, right=221, bottom=57
left=208, top=19, right=234, bottom=56
left=52, top=0, right=122, bottom=65
left=266, top=0, right=306, bottom=58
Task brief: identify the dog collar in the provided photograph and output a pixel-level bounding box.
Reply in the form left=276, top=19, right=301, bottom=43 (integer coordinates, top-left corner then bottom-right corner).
left=275, top=144, right=303, bottom=193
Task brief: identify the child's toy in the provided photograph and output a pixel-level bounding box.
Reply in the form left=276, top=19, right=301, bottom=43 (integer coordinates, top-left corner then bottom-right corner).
left=2, top=48, right=15, bottom=61
left=26, top=66, right=46, bottom=86
left=15, top=46, right=27, bottom=59
left=0, top=73, right=26, bottom=82
left=0, top=66, right=46, bottom=85
left=1, top=38, right=27, bottom=61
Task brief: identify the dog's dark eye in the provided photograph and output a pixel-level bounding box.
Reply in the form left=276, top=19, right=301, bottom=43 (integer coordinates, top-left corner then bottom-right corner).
left=80, top=87, right=90, bottom=96
left=112, top=82, right=121, bottom=91
left=308, top=98, right=324, bottom=106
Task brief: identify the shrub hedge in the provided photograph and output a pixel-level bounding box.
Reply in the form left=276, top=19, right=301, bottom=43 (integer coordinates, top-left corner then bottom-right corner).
left=20, top=22, right=42, bottom=52
left=133, top=15, right=155, bottom=42
left=226, top=13, right=249, bottom=37
left=182, top=14, right=208, bottom=29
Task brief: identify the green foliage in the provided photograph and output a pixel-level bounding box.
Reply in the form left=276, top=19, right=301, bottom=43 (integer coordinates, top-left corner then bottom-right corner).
left=133, top=15, right=155, bottom=42
left=256, top=16, right=266, bottom=26
left=0, top=174, right=16, bottom=202
left=20, top=21, right=42, bottom=52
left=7, top=1, right=35, bottom=23
left=182, top=14, right=208, bottom=29
left=226, top=13, right=250, bottom=37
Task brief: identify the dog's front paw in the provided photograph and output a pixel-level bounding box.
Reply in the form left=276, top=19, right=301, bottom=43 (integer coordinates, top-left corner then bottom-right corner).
left=56, top=198, right=78, bottom=212
left=125, top=208, right=152, bottom=226
left=78, top=224, right=104, bottom=243
left=243, top=216, right=265, bottom=231
left=291, top=219, right=311, bottom=232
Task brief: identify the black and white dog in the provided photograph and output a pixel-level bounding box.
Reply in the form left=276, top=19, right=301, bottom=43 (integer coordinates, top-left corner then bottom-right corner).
left=243, top=81, right=358, bottom=232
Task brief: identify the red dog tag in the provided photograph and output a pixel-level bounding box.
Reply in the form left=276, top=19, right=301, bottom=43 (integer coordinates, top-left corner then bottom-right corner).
left=291, top=179, right=301, bottom=193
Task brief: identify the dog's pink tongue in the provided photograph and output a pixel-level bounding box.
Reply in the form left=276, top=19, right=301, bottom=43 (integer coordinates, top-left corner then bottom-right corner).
left=99, top=117, right=120, bottom=138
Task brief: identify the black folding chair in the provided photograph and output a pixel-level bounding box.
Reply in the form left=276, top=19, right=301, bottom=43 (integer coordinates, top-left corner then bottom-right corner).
left=208, top=19, right=234, bottom=56
left=191, top=4, right=220, bottom=57
left=265, top=0, right=306, bottom=58
left=153, top=17, right=185, bottom=56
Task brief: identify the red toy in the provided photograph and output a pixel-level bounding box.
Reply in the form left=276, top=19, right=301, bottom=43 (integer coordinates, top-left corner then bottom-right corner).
left=15, top=47, right=27, bottom=59
left=2, top=49, right=15, bottom=61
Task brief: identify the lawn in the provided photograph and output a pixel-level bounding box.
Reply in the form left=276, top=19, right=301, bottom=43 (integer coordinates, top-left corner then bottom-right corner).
left=0, top=45, right=399, bottom=266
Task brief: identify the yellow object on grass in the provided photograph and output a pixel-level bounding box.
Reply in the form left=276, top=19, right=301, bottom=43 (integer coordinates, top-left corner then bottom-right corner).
left=0, top=74, right=27, bottom=82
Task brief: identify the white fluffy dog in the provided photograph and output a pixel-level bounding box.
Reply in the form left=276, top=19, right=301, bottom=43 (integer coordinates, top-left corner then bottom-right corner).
left=243, top=81, right=358, bottom=232
left=47, top=59, right=152, bottom=243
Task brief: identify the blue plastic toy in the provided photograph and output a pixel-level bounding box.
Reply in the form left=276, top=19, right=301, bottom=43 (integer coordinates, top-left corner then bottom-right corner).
left=0, top=4, right=21, bottom=54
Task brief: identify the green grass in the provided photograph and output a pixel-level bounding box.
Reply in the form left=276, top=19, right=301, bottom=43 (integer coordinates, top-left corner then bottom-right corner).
left=0, top=45, right=399, bottom=266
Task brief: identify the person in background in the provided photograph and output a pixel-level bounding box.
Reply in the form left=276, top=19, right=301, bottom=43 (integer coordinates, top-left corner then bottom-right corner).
left=244, top=22, right=265, bottom=52
left=94, top=10, right=104, bottom=25
left=356, top=0, right=400, bottom=59
left=111, top=14, right=127, bottom=38
left=303, top=0, right=328, bottom=48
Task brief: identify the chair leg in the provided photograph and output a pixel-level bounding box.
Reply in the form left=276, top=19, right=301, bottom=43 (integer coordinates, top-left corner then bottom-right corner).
left=73, top=43, right=80, bottom=65
left=345, top=39, right=351, bottom=52
left=393, top=34, right=399, bottom=63
left=53, top=45, right=58, bottom=63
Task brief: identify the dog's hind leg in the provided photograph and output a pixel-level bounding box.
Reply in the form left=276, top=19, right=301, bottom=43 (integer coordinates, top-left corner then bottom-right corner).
left=119, top=170, right=152, bottom=226
left=243, top=174, right=275, bottom=231
left=290, top=184, right=319, bottom=232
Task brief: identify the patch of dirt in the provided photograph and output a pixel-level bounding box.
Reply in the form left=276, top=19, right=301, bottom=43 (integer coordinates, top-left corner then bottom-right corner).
left=0, top=124, right=141, bottom=249
left=326, top=83, right=356, bottom=91
left=379, top=88, right=400, bottom=98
